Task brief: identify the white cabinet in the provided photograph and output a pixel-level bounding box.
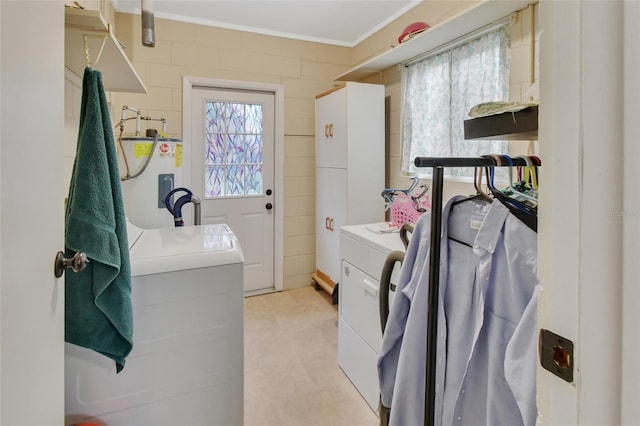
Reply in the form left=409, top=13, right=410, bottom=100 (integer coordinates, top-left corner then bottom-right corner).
left=339, top=224, right=405, bottom=412
left=312, top=82, right=385, bottom=296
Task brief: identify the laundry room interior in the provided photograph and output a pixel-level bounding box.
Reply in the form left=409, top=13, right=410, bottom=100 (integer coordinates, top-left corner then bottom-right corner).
left=2, top=0, right=637, bottom=425
left=62, top=0, right=541, bottom=423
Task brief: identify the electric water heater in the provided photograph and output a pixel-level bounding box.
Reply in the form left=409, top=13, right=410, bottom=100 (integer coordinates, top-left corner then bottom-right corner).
left=119, top=136, right=183, bottom=229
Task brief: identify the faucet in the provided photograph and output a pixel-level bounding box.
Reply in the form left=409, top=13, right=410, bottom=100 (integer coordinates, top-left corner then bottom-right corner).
left=191, top=195, right=202, bottom=226
left=164, top=188, right=202, bottom=227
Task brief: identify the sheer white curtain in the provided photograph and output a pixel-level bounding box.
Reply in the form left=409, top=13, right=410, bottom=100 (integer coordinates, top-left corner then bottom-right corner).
left=401, top=26, right=511, bottom=178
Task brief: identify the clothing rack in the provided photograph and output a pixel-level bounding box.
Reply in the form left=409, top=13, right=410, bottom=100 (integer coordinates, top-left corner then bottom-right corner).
left=412, top=155, right=539, bottom=426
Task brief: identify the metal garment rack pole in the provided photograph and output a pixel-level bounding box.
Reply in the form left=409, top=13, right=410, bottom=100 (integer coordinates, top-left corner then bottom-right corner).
left=424, top=165, right=443, bottom=426
left=413, top=155, right=533, bottom=426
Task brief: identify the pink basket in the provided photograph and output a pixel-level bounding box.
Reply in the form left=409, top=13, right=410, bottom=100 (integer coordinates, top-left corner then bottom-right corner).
left=391, top=193, right=428, bottom=227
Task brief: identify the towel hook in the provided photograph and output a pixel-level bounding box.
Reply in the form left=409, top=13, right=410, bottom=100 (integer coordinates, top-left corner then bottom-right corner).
left=82, top=34, right=108, bottom=67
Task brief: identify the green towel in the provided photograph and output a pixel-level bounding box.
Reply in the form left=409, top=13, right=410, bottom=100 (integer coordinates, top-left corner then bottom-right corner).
left=65, top=67, right=133, bottom=373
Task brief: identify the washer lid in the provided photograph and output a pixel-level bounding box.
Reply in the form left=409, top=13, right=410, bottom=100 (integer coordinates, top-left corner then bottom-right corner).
left=128, top=224, right=244, bottom=276
left=340, top=223, right=406, bottom=254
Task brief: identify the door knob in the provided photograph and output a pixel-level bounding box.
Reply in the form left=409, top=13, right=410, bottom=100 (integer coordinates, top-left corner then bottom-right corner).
left=54, top=251, right=88, bottom=278
left=266, top=203, right=273, bottom=210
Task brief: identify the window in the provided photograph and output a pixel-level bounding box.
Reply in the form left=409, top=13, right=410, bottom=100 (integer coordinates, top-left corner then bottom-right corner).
left=204, top=101, right=264, bottom=197
left=400, top=25, right=511, bottom=178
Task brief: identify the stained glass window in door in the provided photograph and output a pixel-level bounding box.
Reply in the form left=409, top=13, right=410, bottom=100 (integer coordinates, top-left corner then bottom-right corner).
left=204, top=101, right=263, bottom=197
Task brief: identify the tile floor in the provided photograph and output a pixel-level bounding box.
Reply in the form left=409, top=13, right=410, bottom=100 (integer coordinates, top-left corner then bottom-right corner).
left=244, top=286, right=379, bottom=426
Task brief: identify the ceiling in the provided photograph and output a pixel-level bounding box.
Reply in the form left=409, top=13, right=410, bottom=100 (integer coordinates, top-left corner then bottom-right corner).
left=113, top=0, right=423, bottom=47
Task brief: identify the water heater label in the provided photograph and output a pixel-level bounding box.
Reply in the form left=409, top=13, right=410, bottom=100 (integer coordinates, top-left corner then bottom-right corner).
left=158, top=142, right=178, bottom=159
left=176, top=144, right=183, bottom=168
left=134, top=143, right=154, bottom=158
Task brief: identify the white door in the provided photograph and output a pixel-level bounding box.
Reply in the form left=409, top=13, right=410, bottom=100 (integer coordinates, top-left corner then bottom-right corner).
left=191, top=87, right=275, bottom=294
left=1, top=2, right=65, bottom=424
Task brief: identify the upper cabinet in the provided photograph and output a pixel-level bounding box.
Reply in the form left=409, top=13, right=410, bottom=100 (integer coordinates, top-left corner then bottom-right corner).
left=334, top=0, right=533, bottom=82
left=65, top=7, right=147, bottom=93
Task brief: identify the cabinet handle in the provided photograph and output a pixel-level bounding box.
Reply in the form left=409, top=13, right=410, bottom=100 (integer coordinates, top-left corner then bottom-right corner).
left=325, top=216, right=330, bottom=230
left=328, top=123, right=334, bottom=137
left=324, top=124, right=329, bottom=138
left=363, top=278, right=378, bottom=297
left=329, top=218, right=334, bottom=231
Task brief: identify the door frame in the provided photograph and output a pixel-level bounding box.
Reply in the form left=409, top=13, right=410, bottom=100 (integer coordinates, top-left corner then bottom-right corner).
left=538, top=1, right=627, bottom=424
left=183, top=76, right=284, bottom=292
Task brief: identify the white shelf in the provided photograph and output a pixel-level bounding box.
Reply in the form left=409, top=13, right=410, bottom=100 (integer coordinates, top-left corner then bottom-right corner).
left=65, top=7, right=147, bottom=93
left=335, top=0, right=533, bottom=81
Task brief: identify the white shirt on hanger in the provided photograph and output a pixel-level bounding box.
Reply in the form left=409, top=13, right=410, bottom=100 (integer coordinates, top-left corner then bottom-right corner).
left=378, top=197, right=539, bottom=426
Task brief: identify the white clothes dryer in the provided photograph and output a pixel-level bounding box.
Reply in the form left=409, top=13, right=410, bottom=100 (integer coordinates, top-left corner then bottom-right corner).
left=65, top=221, right=244, bottom=426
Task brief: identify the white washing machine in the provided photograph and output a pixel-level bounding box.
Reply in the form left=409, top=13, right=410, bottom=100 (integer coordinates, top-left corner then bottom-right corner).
left=339, top=223, right=405, bottom=412
left=65, top=221, right=245, bottom=426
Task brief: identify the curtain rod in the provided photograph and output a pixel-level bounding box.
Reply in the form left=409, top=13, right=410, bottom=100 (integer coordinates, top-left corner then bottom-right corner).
left=403, top=17, right=510, bottom=68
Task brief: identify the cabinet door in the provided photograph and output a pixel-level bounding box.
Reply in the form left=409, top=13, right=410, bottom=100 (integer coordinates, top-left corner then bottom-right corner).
left=316, top=167, right=346, bottom=282
left=315, top=88, right=347, bottom=169
left=316, top=167, right=332, bottom=278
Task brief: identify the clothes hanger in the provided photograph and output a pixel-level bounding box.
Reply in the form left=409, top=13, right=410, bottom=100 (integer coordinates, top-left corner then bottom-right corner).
left=450, top=166, right=492, bottom=208
left=448, top=163, right=495, bottom=247
left=526, top=156, right=539, bottom=189
left=474, top=166, right=483, bottom=193
left=492, top=190, right=538, bottom=231
left=528, top=155, right=541, bottom=187
left=381, top=176, right=420, bottom=204
left=515, top=155, right=538, bottom=191
left=501, top=155, right=538, bottom=205
left=482, top=155, right=538, bottom=232
left=474, top=167, right=493, bottom=202
left=411, top=184, right=430, bottom=212
left=529, top=155, right=542, bottom=166
left=487, top=161, right=536, bottom=214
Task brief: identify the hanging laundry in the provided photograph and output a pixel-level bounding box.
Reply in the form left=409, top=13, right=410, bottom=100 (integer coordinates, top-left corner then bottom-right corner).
left=378, top=196, right=539, bottom=426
